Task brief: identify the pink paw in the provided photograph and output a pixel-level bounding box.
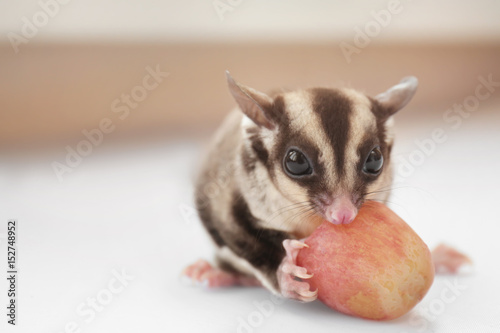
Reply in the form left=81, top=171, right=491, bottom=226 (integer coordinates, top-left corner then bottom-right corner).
left=277, top=239, right=317, bottom=302
left=432, top=243, right=472, bottom=274
left=182, top=259, right=260, bottom=288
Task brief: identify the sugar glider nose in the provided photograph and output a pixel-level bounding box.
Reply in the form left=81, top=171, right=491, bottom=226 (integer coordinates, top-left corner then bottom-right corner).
left=325, top=195, right=358, bottom=225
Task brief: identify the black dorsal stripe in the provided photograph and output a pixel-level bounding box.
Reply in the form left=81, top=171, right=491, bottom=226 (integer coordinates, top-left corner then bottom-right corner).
left=311, top=88, right=352, bottom=178
left=229, top=191, right=288, bottom=287
left=195, top=191, right=226, bottom=247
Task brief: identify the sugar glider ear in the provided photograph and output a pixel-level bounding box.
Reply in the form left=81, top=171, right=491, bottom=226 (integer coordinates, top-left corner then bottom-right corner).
left=375, top=76, right=418, bottom=116
left=226, top=71, right=275, bottom=130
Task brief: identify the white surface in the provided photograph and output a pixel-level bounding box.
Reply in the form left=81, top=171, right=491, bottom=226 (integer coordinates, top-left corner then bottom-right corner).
left=0, top=109, right=499, bottom=333
left=1, top=0, right=500, bottom=43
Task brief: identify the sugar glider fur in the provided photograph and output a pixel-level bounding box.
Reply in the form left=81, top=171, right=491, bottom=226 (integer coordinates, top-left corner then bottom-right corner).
left=182, top=72, right=470, bottom=302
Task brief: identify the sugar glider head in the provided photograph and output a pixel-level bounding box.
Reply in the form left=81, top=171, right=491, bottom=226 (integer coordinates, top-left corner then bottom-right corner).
left=226, top=71, right=417, bottom=225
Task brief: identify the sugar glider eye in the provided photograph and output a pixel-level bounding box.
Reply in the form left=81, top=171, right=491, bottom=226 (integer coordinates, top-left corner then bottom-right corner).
left=363, top=146, right=384, bottom=175
left=284, top=149, right=312, bottom=176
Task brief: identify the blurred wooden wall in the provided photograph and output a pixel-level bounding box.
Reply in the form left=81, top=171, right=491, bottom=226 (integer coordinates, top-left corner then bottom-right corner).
left=1, top=42, right=499, bottom=151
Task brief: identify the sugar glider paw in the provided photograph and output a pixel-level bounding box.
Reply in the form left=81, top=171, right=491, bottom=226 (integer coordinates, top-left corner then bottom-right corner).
left=432, top=243, right=473, bottom=274
left=182, top=259, right=260, bottom=288
left=277, top=239, right=317, bottom=302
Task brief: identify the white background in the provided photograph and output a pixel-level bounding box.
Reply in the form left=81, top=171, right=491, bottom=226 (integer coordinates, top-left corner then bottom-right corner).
left=1, top=0, right=499, bottom=43
left=0, top=105, right=499, bottom=332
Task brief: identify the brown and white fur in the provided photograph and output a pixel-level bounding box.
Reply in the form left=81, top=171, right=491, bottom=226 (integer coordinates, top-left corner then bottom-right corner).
left=183, top=72, right=468, bottom=302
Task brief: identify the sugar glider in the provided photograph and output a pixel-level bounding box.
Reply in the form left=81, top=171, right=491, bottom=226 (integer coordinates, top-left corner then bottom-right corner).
left=182, top=72, right=468, bottom=301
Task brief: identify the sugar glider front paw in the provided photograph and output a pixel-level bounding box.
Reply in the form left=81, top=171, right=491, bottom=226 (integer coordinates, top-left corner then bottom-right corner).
left=277, top=239, right=318, bottom=302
